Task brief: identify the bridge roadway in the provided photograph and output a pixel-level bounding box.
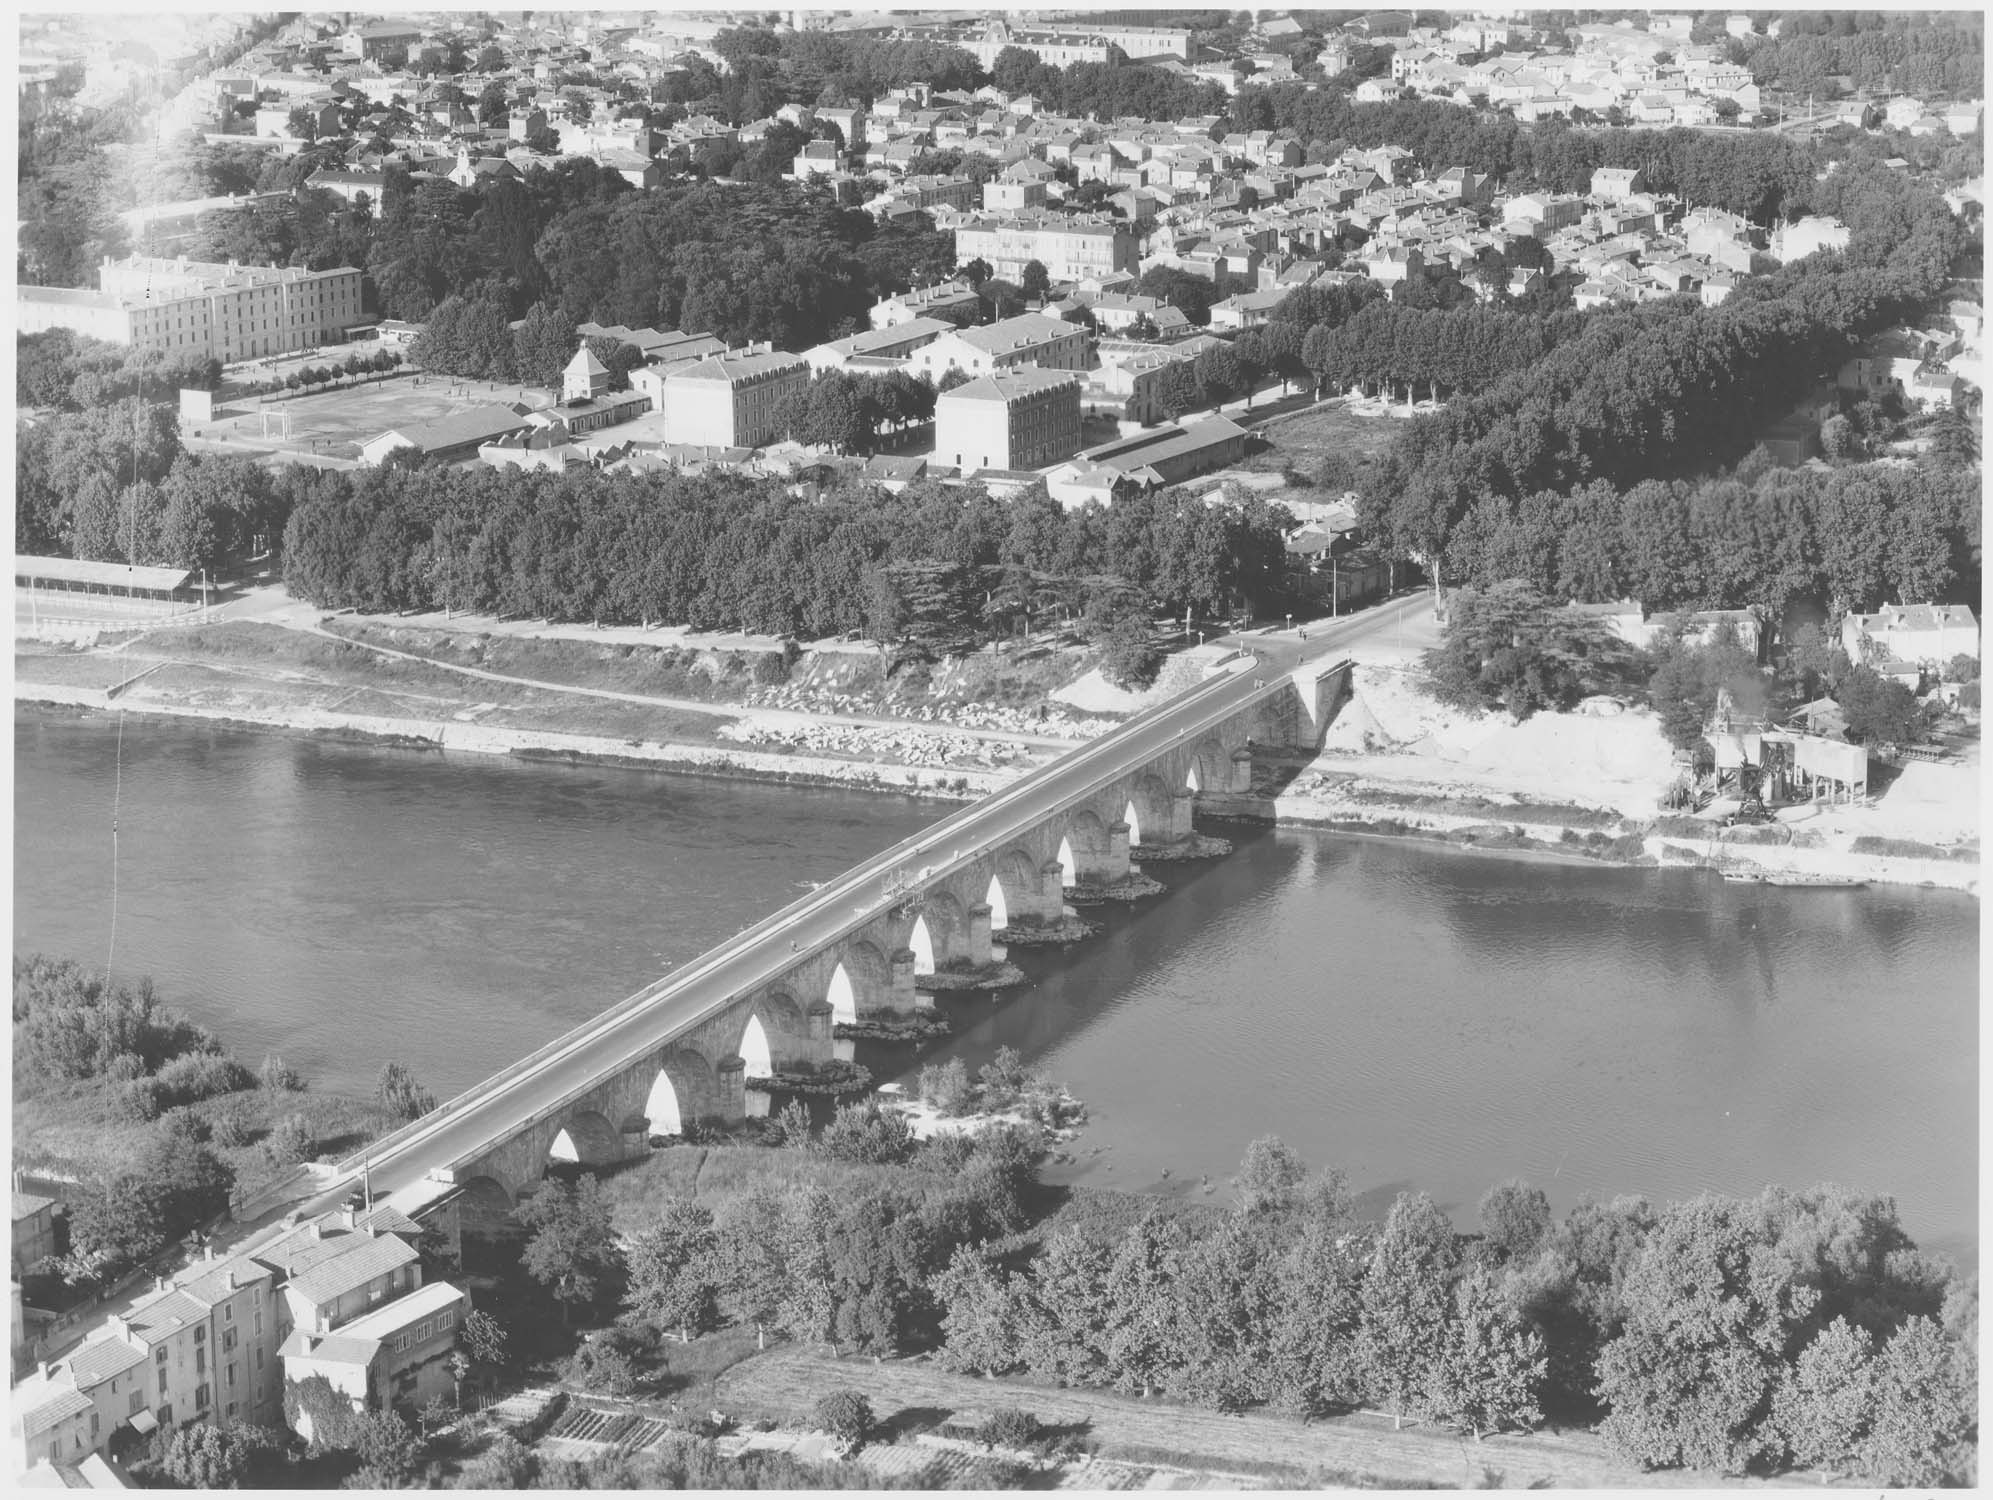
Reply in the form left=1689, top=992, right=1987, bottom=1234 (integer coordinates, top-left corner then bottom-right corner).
left=326, top=594, right=1427, bottom=1213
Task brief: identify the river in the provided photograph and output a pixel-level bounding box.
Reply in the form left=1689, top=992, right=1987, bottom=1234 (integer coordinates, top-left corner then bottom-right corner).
left=14, top=711, right=1978, bottom=1260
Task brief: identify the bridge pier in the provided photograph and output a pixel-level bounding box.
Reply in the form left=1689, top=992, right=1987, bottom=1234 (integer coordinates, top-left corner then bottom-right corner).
left=716, top=1055, right=746, bottom=1124
left=807, top=999, right=834, bottom=1045
left=965, top=903, right=993, bottom=966
left=887, top=948, right=920, bottom=1015
left=1229, top=747, right=1255, bottom=793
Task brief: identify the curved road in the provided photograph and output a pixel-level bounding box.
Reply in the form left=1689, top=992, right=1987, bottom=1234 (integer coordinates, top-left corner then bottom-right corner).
left=329, top=594, right=1429, bottom=1210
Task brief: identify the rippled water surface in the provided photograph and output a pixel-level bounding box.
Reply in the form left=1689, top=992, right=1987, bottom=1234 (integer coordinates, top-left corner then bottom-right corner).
left=16, top=711, right=1978, bottom=1258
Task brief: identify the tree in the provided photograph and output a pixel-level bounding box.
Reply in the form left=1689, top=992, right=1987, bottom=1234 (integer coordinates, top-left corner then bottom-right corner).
left=1773, top=1317, right=1875, bottom=1478
left=1424, top=581, right=1636, bottom=719
left=1019, top=259, right=1050, bottom=302
left=1098, top=612, right=1162, bottom=691
left=1100, top=1210, right=1187, bottom=1397
left=1594, top=1196, right=1799, bottom=1474
left=625, top=1198, right=720, bottom=1343
left=1356, top=1192, right=1460, bottom=1427
left=267, top=1112, right=315, bottom=1166
left=714, top=1186, right=791, bottom=1348
left=959, top=257, right=992, bottom=290
left=517, top=1174, right=620, bottom=1324
left=936, top=1244, right=1023, bottom=1377
left=377, top=1061, right=437, bottom=1124
left=260, top=1053, right=304, bottom=1091
left=460, top=1308, right=508, bottom=1371
left=1427, top=1264, right=1547, bottom=1439
left=162, top=1422, right=255, bottom=1488
left=1235, top=1135, right=1307, bottom=1215
left=813, top=1390, right=873, bottom=1450
left=1835, top=665, right=1916, bottom=747
left=1855, top=1315, right=1975, bottom=1486
left=454, top=1432, right=536, bottom=1489
left=511, top=303, right=579, bottom=389
left=1478, top=1179, right=1552, bottom=1267
left=348, top=1408, right=423, bottom=1487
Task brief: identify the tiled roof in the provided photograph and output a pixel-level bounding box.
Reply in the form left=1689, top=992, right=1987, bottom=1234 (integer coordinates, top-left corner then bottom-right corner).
left=287, top=1232, right=418, bottom=1307
left=22, top=1388, right=96, bottom=1437
left=64, top=1334, right=146, bottom=1387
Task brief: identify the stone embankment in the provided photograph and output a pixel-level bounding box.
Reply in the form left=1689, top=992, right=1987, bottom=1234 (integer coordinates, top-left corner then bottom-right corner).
left=746, top=683, right=1110, bottom=740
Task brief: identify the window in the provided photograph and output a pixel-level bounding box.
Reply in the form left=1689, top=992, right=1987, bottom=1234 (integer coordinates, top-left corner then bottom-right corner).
left=223, top=1304, right=233, bottom=1323
left=129, top=1391, right=144, bottom=1415
left=222, top=1327, right=236, bottom=1352
left=89, top=1412, right=99, bottom=1439
left=158, top=1405, right=171, bottom=1427
left=195, top=1348, right=206, bottom=1375
left=194, top=1327, right=206, bottom=1346
left=48, top=1442, right=58, bottom=1463
left=155, top=1347, right=168, bottom=1366
left=394, top=1332, right=410, bottom=1352
left=255, top=1349, right=264, bottom=1371
left=194, top=1383, right=210, bottom=1411
left=158, top=1368, right=168, bottom=1394
left=435, top=1310, right=454, bottom=1331
left=226, top=1363, right=236, bottom=1388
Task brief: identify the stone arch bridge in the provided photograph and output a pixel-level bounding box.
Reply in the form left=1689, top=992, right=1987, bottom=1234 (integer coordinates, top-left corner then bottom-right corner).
left=332, top=650, right=1356, bottom=1216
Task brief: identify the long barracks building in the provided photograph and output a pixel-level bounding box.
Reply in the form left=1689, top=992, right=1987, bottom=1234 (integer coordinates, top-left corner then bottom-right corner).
left=17, top=254, right=365, bottom=363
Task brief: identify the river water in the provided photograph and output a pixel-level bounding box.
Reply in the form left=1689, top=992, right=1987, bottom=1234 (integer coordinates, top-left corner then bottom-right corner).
left=14, top=711, right=1979, bottom=1260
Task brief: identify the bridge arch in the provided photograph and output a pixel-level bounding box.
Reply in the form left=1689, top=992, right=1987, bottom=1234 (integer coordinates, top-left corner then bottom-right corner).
left=644, top=1047, right=717, bottom=1139
left=908, top=887, right=969, bottom=972
left=1058, top=809, right=1110, bottom=886
left=988, top=846, right=1040, bottom=928
left=826, top=938, right=889, bottom=1024
left=746, top=990, right=809, bottom=1063
left=1188, top=737, right=1229, bottom=795
left=547, top=1109, right=620, bottom=1168
left=739, top=1015, right=774, bottom=1081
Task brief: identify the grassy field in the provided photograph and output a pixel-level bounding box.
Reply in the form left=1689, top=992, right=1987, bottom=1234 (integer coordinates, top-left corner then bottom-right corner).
left=1242, top=400, right=1404, bottom=485
left=715, top=1346, right=1733, bottom=1490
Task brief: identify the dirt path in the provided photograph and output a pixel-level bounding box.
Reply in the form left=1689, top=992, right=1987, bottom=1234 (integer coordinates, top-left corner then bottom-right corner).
left=716, top=1347, right=1805, bottom=1489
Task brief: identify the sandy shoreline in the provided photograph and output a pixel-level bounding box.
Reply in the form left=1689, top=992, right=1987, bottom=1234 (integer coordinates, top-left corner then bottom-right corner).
left=17, top=679, right=1976, bottom=896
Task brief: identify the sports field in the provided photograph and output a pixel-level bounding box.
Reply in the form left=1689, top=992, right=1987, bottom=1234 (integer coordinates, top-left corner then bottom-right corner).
left=194, top=374, right=553, bottom=460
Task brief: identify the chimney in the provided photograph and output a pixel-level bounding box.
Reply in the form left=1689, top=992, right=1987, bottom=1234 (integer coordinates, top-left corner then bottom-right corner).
left=301, top=1334, right=316, bottom=1355
left=307, top=1221, right=323, bottom=1241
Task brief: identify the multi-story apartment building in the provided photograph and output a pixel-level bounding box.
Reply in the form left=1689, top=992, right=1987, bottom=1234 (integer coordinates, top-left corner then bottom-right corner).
left=912, top=314, right=1089, bottom=380
left=14, top=1248, right=281, bottom=1470
left=952, top=216, right=1140, bottom=285
left=18, top=254, right=364, bottom=363
left=662, top=350, right=810, bottom=448
left=11, top=1204, right=463, bottom=1473
left=936, top=369, right=1083, bottom=474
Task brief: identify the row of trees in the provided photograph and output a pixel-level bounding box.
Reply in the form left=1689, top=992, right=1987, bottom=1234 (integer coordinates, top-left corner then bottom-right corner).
left=278, top=463, right=1296, bottom=644
left=931, top=1140, right=1973, bottom=1483
left=1433, top=462, right=1981, bottom=622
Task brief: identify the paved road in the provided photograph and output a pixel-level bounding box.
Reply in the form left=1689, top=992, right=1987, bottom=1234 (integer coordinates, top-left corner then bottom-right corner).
left=329, top=594, right=1429, bottom=1209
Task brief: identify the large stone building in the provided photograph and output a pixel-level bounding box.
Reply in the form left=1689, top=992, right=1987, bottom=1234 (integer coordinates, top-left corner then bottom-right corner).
left=952, top=216, right=1141, bottom=285
left=662, top=350, right=810, bottom=448
left=936, top=369, right=1082, bottom=474
left=17, top=254, right=364, bottom=363
left=912, top=314, right=1089, bottom=380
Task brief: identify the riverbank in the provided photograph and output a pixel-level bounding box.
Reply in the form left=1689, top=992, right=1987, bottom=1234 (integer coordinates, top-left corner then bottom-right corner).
left=1200, top=779, right=1980, bottom=894
left=13, top=675, right=1002, bottom=802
